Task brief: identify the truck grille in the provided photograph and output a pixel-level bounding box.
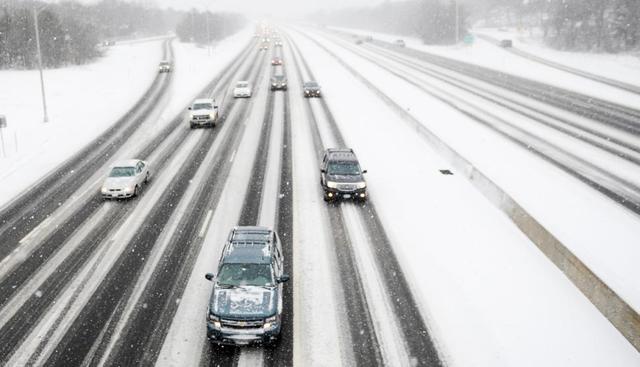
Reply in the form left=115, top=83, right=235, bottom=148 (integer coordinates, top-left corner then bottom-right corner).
left=221, top=319, right=264, bottom=329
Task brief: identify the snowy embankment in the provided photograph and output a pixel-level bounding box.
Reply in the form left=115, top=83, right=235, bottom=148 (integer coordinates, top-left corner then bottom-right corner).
left=329, top=26, right=640, bottom=109
left=473, top=27, right=640, bottom=87
left=0, top=27, right=253, bottom=209
left=290, top=29, right=640, bottom=366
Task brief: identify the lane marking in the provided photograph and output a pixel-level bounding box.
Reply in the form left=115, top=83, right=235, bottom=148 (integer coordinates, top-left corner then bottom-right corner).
left=229, top=149, right=237, bottom=163
left=198, top=209, right=213, bottom=238
left=18, top=217, right=53, bottom=244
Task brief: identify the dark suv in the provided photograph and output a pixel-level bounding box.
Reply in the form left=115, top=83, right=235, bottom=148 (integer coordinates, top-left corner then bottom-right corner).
left=320, top=148, right=367, bottom=201
left=205, top=226, right=290, bottom=346
left=303, top=81, right=321, bottom=98
left=271, top=75, right=288, bottom=91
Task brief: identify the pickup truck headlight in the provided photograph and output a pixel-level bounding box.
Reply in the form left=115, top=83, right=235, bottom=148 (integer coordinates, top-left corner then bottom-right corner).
left=355, top=182, right=367, bottom=189
left=123, top=186, right=134, bottom=193
left=209, top=113, right=215, bottom=119
left=101, top=187, right=108, bottom=194
left=326, top=181, right=338, bottom=189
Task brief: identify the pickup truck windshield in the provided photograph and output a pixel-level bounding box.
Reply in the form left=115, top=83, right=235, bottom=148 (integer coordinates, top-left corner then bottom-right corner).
left=218, top=263, right=274, bottom=287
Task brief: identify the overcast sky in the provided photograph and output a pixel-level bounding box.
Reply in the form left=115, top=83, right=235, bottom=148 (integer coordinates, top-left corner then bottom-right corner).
left=110, top=0, right=385, bottom=17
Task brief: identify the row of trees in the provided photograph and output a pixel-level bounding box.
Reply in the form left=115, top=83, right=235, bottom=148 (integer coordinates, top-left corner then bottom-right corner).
left=472, top=0, right=640, bottom=52
left=0, top=0, right=245, bottom=70
left=312, top=0, right=467, bottom=45
left=175, top=11, right=245, bottom=45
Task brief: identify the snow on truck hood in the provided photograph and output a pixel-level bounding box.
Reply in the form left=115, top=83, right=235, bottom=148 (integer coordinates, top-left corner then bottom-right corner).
left=211, top=286, right=276, bottom=319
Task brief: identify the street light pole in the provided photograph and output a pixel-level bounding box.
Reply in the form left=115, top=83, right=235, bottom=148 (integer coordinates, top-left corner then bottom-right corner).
left=454, top=0, right=459, bottom=44
left=33, top=6, right=49, bottom=123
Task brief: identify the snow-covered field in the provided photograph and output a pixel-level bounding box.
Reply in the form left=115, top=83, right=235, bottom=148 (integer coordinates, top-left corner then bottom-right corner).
left=292, top=27, right=640, bottom=365
left=0, top=28, right=253, bottom=209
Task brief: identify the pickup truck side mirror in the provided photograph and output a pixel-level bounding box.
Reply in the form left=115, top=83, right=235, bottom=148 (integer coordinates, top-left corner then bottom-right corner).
left=277, top=274, right=290, bottom=283
left=214, top=105, right=218, bottom=109
left=205, top=273, right=215, bottom=281
left=321, top=169, right=326, bottom=173
left=188, top=106, right=192, bottom=110
left=362, top=170, right=368, bottom=174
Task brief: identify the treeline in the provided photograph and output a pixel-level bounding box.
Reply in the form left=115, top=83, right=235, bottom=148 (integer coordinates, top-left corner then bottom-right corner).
left=175, top=11, right=245, bottom=45
left=473, top=0, right=640, bottom=52
left=0, top=0, right=245, bottom=70
left=311, top=0, right=466, bottom=45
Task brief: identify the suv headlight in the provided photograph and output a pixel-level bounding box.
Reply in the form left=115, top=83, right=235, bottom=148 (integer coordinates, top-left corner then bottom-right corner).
left=263, top=315, right=278, bottom=329
left=209, top=113, right=215, bottom=119
left=101, top=187, right=108, bottom=194
left=123, top=186, right=134, bottom=193
left=355, top=182, right=367, bottom=189
left=208, top=314, right=221, bottom=328
left=326, top=181, right=338, bottom=189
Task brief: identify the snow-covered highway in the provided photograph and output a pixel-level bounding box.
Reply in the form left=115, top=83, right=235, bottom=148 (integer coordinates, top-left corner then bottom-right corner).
left=0, top=24, right=639, bottom=367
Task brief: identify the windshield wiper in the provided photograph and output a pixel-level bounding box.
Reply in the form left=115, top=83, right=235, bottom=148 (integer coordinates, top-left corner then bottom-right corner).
left=217, top=283, right=238, bottom=288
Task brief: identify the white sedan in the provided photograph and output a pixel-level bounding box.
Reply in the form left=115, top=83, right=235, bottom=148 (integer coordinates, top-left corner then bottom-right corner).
left=233, top=81, right=252, bottom=98
left=100, top=159, right=150, bottom=199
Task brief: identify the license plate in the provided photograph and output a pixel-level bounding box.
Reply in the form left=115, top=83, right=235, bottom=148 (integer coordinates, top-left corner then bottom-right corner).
left=343, top=194, right=351, bottom=199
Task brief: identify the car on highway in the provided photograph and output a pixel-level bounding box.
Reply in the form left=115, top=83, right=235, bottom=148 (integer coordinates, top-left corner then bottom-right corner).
left=499, top=39, right=513, bottom=48
left=158, top=60, right=171, bottom=73
left=259, top=42, right=269, bottom=51
left=271, top=57, right=283, bottom=66
left=303, top=81, right=321, bottom=97
left=233, top=81, right=252, bottom=98
left=394, top=39, right=406, bottom=47
left=205, top=226, right=290, bottom=346
left=270, top=75, right=288, bottom=91
left=274, top=40, right=283, bottom=47
left=320, top=148, right=367, bottom=201
left=100, top=159, right=150, bottom=199
left=188, top=98, right=218, bottom=128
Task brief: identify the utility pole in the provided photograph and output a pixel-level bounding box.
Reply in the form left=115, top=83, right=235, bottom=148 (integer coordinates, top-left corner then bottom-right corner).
left=33, top=6, right=49, bottom=123
left=454, top=0, right=460, bottom=44
left=205, top=12, right=211, bottom=55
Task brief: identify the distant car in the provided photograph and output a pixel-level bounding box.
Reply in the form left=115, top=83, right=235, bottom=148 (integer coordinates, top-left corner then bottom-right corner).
left=355, top=39, right=364, bottom=45
left=364, top=35, right=373, bottom=42
left=205, top=226, right=290, bottom=346
left=158, top=60, right=171, bottom=73
left=274, top=40, right=283, bottom=47
left=271, top=57, right=283, bottom=66
left=499, top=39, right=513, bottom=48
left=320, top=148, right=367, bottom=201
left=271, top=75, right=288, bottom=91
left=102, top=40, right=116, bottom=46
left=303, top=81, right=321, bottom=98
left=189, top=98, right=218, bottom=128
left=101, top=159, right=150, bottom=199
left=260, top=43, right=269, bottom=51
left=394, top=39, right=406, bottom=47
left=233, top=81, right=252, bottom=98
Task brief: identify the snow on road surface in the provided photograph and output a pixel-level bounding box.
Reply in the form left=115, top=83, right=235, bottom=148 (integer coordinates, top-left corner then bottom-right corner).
left=473, top=27, right=640, bottom=87
left=330, top=26, right=640, bottom=109
left=0, top=40, right=161, bottom=207
left=289, top=29, right=640, bottom=366
left=0, top=28, right=253, bottom=210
